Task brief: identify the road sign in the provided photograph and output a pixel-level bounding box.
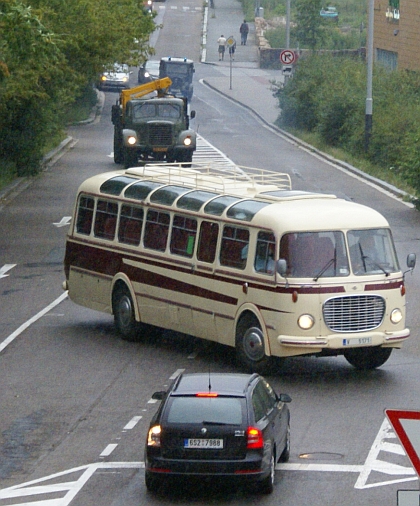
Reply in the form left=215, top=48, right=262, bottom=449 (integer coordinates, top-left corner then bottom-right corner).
left=280, top=49, right=296, bottom=65
left=385, top=410, right=420, bottom=478
left=397, top=490, right=420, bottom=506
left=226, top=36, right=236, bottom=48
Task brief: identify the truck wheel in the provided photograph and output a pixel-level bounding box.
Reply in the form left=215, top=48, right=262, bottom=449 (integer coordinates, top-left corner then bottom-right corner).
left=114, top=129, right=124, bottom=164
left=124, top=148, right=138, bottom=169
left=235, top=314, right=273, bottom=374
left=344, top=346, right=392, bottom=370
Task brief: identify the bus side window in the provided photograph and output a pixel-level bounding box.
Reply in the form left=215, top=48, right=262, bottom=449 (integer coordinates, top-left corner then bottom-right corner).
left=76, top=196, right=94, bottom=235
left=170, top=215, right=197, bottom=258
left=197, top=221, right=219, bottom=263
left=144, top=209, right=170, bottom=251
left=94, top=200, right=118, bottom=240
left=220, top=226, right=249, bottom=269
left=254, top=231, right=276, bottom=274
left=118, top=205, right=143, bottom=246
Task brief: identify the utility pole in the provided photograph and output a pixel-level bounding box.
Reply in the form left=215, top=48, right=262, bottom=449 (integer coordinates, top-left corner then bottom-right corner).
left=365, top=0, right=374, bottom=151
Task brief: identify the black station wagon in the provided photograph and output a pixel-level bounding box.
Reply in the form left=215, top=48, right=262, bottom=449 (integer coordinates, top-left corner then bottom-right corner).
left=144, top=372, right=292, bottom=494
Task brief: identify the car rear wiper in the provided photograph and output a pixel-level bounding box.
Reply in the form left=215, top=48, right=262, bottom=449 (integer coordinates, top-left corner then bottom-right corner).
left=202, top=420, right=232, bottom=425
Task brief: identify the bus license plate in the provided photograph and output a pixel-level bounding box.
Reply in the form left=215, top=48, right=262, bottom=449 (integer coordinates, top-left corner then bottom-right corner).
left=343, top=337, right=372, bottom=346
left=184, top=439, right=223, bottom=449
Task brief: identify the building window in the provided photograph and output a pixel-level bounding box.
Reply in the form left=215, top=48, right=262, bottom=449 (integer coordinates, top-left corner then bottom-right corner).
left=376, top=49, right=398, bottom=70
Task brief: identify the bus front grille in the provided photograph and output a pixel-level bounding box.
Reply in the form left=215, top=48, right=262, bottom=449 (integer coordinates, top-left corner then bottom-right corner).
left=323, top=295, right=385, bottom=332
left=149, top=124, right=173, bottom=146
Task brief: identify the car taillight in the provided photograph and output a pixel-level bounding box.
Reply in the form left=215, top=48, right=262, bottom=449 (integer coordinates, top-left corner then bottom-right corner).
left=247, top=427, right=263, bottom=449
left=147, top=425, right=161, bottom=447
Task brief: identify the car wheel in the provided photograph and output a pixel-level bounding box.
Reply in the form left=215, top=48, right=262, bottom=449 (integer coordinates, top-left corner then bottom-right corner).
left=259, top=450, right=275, bottom=494
left=112, top=284, right=140, bottom=341
left=235, top=314, right=273, bottom=374
left=278, top=419, right=290, bottom=463
left=145, top=471, right=160, bottom=493
left=344, top=347, right=392, bottom=370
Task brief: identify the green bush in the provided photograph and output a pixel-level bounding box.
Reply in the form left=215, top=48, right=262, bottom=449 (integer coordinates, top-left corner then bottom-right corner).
left=274, top=53, right=420, bottom=199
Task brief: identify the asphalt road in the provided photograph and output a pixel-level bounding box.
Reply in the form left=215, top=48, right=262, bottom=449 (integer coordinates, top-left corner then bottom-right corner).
left=1, top=0, right=420, bottom=504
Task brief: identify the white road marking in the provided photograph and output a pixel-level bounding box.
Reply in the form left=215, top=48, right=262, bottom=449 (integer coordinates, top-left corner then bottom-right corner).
left=53, top=216, right=71, bottom=227
left=354, top=417, right=416, bottom=489
left=123, top=416, right=142, bottom=430
left=0, top=292, right=68, bottom=353
left=169, top=368, right=185, bottom=380
left=100, top=444, right=118, bottom=457
left=0, top=263, right=16, bottom=279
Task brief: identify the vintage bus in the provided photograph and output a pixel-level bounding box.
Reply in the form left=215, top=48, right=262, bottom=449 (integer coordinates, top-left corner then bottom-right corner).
left=63, top=163, right=416, bottom=373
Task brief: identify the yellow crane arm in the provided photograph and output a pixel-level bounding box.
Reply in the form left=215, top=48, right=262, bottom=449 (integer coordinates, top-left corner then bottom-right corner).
left=120, top=77, right=172, bottom=109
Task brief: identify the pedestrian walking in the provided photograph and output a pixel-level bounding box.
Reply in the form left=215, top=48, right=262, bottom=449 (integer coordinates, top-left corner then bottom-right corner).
left=239, top=19, right=249, bottom=45
left=228, top=37, right=236, bottom=60
left=217, top=35, right=226, bottom=61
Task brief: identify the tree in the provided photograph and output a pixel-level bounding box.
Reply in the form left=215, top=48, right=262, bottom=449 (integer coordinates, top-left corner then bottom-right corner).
left=0, top=0, right=156, bottom=176
left=293, top=0, right=326, bottom=50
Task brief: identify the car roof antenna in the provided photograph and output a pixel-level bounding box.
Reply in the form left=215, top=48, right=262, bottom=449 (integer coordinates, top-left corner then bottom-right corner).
left=208, top=368, right=212, bottom=393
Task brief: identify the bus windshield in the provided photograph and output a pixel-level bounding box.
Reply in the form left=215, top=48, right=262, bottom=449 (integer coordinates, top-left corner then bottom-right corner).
left=280, top=229, right=399, bottom=278
left=348, top=229, right=399, bottom=275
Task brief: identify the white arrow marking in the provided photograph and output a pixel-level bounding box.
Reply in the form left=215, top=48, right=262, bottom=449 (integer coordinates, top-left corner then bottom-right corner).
left=0, top=264, right=16, bottom=279
left=53, top=216, right=71, bottom=227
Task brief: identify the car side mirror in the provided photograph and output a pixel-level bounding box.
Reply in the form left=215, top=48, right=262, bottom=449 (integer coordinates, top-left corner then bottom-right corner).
left=152, top=391, right=166, bottom=400
left=278, top=393, right=292, bottom=403
left=190, top=110, right=196, bottom=119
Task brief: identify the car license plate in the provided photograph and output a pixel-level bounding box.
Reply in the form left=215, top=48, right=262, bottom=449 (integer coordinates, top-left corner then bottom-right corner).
left=343, top=337, right=372, bottom=346
left=184, top=439, right=223, bottom=449
left=153, top=147, right=168, bottom=152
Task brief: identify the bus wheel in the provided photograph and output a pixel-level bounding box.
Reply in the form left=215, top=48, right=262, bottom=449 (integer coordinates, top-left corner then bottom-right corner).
left=112, top=285, right=139, bottom=341
left=344, top=346, right=392, bottom=370
left=235, top=314, right=273, bottom=374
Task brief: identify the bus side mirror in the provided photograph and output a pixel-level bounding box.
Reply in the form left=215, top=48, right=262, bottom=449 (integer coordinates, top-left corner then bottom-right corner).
left=407, top=253, right=416, bottom=270
left=277, top=258, right=287, bottom=276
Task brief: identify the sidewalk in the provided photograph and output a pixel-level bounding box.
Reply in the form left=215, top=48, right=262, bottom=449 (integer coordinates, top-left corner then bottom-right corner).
left=202, top=0, right=283, bottom=125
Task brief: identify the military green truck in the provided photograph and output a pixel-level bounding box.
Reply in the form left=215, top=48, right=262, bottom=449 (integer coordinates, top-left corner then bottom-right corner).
left=159, top=57, right=195, bottom=101
left=111, top=77, right=196, bottom=168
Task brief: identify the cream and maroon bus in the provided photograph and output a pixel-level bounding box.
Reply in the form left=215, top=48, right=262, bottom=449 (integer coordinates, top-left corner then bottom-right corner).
left=63, top=163, right=416, bottom=373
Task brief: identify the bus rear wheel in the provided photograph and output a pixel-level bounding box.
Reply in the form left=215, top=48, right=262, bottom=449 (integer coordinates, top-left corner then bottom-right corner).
left=235, top=314, right=273, bottom=374
left=112, top=285, right=139, bottom=341
left=344, top=346, right=392, bottom=370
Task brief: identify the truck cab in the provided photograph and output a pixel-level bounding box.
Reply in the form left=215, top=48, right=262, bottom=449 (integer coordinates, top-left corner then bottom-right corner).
left=159, top=57, right=195, bottom=101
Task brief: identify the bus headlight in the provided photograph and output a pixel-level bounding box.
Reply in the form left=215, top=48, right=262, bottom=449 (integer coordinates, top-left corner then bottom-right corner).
left=298, top=314, right=315, bottom=330
left=390, top=308, right=403, bottom=324
left=127, top=136, right=137, bottom=145
left=183, top=136, right=192, bottom=146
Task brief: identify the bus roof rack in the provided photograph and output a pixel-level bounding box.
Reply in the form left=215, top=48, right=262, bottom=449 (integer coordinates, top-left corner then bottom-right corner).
left=125, top=162, right=292, bottom=196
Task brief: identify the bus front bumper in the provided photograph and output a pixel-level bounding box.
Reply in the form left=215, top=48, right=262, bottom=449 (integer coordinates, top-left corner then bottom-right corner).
left=278, top=329, right=410, bottom=350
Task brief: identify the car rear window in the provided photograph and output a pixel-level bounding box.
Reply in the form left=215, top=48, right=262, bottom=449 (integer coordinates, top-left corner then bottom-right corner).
left=166, top=397, right=244, bottom=425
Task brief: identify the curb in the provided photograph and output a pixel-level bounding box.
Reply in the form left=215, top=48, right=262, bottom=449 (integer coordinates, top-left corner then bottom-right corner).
left=202, top=78, right=414, bottom=205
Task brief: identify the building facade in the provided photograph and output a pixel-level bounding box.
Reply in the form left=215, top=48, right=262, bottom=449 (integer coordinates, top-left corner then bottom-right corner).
left=374, top=0, right=420, bottom=70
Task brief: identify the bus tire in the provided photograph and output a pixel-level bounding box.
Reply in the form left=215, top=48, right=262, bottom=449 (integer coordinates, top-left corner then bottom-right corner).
left=112, top=285, right=140, bottom=341
left=344, top=346, right=392, bottom=370
left=235, top=314, right=273, bottom=374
